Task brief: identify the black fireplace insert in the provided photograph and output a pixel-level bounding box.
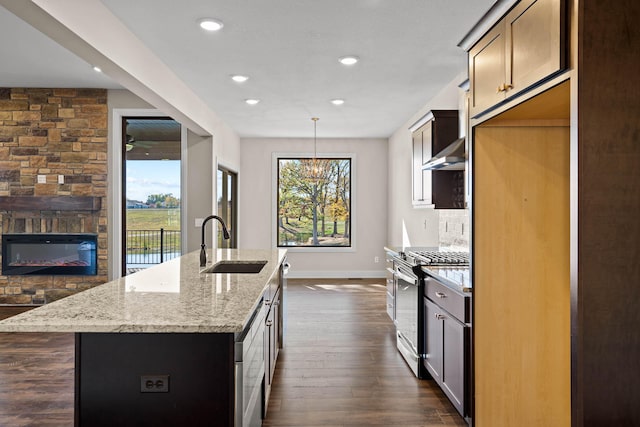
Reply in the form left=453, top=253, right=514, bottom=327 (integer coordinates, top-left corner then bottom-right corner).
left=1, top=233, right=98, bottom=276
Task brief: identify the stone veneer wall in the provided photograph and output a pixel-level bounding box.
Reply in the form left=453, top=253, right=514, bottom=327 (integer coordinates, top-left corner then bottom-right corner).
left=0, top=88, right=108, bottom=304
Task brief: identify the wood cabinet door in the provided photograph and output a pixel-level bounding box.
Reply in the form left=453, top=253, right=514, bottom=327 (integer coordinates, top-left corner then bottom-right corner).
left=420, top=122, right=433, bottom=164
left=442, top=315, right=466, bottom=416
left=506, top=0, right=563, bottom=96
left=267, top=306, right=276, bottom=385
left=411, top=123, right=432, bottom=205
left=469, top=22, right=506, bottom=117
left=412, top=128, right=425, bottom=203
left=424, top=298, right=443, bottom=381
left=468, top=0, right=564, bottom=117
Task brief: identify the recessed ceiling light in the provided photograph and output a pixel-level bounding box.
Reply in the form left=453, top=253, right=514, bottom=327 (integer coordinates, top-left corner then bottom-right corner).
left=231, top=75, right=249, bottom=83
left=93, top=66, right=102, bottom=73
left=245, top=99, right=260, bottom=105
left=198, top=18, right=224, bottom=31
left=338, top=55, right=359, bottom=66
left=331, top=99, right=345, bottom=105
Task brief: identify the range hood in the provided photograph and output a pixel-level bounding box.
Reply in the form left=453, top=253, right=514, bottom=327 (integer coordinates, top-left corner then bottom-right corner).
left=422, top=137, right=466, bottom=171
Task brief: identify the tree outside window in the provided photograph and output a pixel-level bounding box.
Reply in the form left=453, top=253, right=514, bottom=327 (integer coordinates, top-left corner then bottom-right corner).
left=277, top=157, right=351, bottom=247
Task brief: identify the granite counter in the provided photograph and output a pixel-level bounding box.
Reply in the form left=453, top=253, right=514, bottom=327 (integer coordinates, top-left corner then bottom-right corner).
left=0, top=248, right=287, bottom=334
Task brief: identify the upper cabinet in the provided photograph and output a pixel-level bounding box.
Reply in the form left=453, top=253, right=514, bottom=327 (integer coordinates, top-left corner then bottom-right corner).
left=411, top=110, right=464, bottom=209
left=468, top=0, right=566, bottom=117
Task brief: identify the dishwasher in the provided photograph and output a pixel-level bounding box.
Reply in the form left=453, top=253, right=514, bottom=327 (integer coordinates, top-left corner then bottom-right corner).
left=235, top=300, right=266, bottom=427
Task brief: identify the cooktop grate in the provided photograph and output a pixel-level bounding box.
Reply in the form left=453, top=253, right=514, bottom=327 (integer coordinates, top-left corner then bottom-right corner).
left=408, top=250, right=469, bottom=266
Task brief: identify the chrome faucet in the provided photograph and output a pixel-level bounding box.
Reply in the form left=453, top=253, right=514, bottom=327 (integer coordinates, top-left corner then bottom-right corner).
left=200, top=215, right=230, bottom=267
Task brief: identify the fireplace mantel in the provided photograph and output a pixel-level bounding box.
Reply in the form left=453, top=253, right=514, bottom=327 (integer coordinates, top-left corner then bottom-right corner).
left=0, top=196, right=101, bottom=211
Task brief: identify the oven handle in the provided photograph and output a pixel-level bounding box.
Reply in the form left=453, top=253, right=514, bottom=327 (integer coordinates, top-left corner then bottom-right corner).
left=395, top=269, right=418, bottom=285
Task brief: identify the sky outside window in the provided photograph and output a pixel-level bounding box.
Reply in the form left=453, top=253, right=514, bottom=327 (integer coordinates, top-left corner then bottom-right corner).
left=126, top=160, right=180, bottom=203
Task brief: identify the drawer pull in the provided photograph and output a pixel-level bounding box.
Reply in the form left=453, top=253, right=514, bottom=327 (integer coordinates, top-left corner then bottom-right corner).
left=497, top=83, right=514, bottom=93
left=435, top=292, right=447, bottom=298
left=435, top=313, right=446, bottom=320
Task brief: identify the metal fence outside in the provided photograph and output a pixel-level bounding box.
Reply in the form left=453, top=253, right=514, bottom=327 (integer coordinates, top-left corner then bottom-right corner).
left=126, top=229, right=181, bottom=265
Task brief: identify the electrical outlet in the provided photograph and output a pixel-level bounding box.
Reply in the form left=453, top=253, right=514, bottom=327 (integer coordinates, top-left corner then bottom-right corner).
left=37, top=174, right=46, bottom=184
left=140, top=375, right=169, bottom=393
left=58, top=175, right=64, bottom=184
left=374, top=256, right=380, bottom=263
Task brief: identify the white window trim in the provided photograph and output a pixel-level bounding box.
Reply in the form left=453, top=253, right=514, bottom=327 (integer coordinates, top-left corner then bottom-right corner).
left=271, top=152, right=356, bottom=253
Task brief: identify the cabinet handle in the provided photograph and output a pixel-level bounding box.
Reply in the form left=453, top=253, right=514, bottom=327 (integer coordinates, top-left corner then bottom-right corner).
left=266, top=320, right=273, bottom=327
left=435, top=313, right=446, bottom=320
left=435, top=292, right=447, bottom=298
left=497, top=83, right=514, bottom=93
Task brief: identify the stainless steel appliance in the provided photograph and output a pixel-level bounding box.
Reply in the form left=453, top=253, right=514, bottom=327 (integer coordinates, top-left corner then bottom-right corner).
left=235, top=301, right=265, bottom=427
left=385, top=254, right=396, bottom=321
left=394, top=250, right=469, bottom=378
left=394, top=256, right=423, bottom=377
left=408, top=250, right=469, bottom=266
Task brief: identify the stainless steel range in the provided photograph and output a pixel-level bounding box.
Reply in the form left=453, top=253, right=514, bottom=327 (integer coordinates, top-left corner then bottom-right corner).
left=393, top=249, right=469, bottom=378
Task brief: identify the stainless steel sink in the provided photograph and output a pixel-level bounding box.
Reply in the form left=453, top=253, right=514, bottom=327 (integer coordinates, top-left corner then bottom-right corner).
left=201, top=260, right=267, bottom=274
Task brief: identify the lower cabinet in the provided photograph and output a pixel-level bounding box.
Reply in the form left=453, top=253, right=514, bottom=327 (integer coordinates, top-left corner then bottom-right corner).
left=263, top=286, right=281, bottom=415
left=424, top=295, right=470, bottom=419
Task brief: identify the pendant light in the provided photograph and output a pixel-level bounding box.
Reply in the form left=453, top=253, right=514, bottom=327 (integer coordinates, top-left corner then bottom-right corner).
left=306, top=117, right=321, bottom=181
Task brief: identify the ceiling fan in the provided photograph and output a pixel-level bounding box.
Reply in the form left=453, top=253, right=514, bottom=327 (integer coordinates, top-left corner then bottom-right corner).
left=125, top=134, right=157, bottom=152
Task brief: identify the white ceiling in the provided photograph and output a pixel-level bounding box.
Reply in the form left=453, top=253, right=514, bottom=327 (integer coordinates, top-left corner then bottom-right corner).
left=0, top=0, right=495, bottom=138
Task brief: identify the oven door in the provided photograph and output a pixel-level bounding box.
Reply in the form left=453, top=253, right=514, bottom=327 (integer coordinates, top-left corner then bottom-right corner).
left=385, top=256, right=395, bottom=321
left=395, top=262, right=421, bottom=377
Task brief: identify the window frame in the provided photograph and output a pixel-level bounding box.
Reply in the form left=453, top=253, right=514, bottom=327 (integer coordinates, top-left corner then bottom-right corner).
left=272, top=152, right=356, bottom=253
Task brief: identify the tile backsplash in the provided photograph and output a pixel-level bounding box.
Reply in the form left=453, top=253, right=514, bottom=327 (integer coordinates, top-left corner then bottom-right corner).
left=439, top=209, right=469, bottom=250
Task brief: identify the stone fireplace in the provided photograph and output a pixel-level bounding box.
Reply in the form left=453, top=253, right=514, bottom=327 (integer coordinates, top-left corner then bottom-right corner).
left=0, top=88, right=108, bottom=304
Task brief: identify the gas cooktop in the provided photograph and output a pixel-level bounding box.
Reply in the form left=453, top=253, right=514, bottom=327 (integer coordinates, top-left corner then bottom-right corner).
left=407, top=250, right=469, bottom=266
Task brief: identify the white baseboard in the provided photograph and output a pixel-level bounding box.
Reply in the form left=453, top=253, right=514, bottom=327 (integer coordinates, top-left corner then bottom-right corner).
left=285, top=270, right=386, bottom=279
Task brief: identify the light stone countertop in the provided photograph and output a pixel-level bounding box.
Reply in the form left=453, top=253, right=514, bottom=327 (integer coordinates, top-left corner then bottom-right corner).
left=0, top=248, right=287, bottom=334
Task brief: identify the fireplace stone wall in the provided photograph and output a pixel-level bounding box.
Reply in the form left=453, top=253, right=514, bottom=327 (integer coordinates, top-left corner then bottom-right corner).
left=0, top=88, right=108, bottom=304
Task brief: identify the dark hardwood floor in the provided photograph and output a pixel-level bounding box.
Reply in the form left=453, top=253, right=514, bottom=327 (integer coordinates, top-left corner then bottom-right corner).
left=0, top=331, right=74, bottom=426
left=264, top=279, right=465, bottom=426
left=0, top=279, right=466, bottom=426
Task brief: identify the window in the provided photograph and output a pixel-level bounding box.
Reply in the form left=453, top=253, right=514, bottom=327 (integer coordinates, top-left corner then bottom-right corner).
left=217, top=166, right=237, bottom=249
left=277, top=157, right=351, bottom=247
left=122, top=117, right=182, bottom=276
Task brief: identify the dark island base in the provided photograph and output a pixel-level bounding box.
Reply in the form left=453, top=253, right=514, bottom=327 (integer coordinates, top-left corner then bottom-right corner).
left=75, top=332, right=235, bottom=427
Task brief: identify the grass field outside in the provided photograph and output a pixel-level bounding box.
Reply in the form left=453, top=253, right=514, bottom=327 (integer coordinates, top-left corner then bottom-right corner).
left=279, top=217, right=349, bottom=246
left=126, top=209, right=181, bottom=257
left=126, top=208, right=180, bottom=230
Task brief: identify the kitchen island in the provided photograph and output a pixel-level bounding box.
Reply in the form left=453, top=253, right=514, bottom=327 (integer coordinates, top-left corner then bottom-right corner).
left=0, top=248, right=288, bottom=427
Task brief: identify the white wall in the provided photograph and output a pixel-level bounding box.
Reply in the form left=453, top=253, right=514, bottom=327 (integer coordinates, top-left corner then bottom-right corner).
left=387, top=73, right=468, bottom=248
left=184, top=131, right=213, bottom=253
left=239, top=138, right=388, bottom=278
